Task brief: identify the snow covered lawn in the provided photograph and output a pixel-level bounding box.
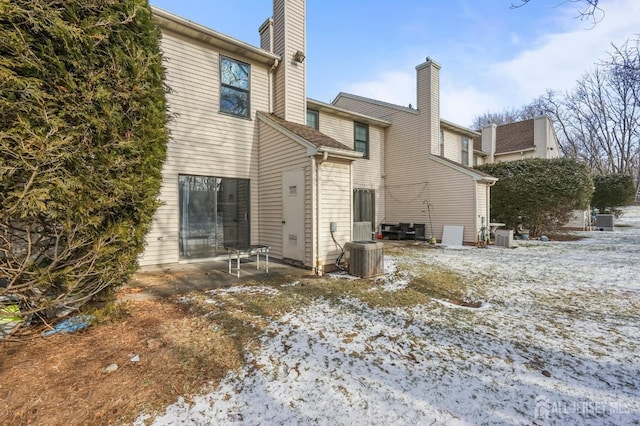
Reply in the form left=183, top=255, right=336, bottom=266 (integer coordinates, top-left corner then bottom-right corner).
left=137, top=207, right=640, bottom=425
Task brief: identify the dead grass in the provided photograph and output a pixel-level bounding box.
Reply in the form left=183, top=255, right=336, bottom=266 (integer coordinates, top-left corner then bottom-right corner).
left=0, top=254, right=475, bottom=425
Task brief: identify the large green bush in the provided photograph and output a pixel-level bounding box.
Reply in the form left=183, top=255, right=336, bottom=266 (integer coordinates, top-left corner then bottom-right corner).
left=477, top=158, right=593, bottom=236
left=0, top=0, right=168, bottom=321
left=591, top=174, right=636, bottom=215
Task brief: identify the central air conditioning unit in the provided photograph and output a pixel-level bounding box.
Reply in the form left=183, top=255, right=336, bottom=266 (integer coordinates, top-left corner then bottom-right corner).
left=595, top=214, right=614, bottom=231
left=495, top=229, right=513, bottom=248
left=353, top=221, right=373, bottom=241
left=344, top=241, right=384, bottom=278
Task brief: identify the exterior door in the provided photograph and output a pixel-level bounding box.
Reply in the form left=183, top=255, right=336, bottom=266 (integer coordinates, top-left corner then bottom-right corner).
left=282, top=169, right=305, bottom=262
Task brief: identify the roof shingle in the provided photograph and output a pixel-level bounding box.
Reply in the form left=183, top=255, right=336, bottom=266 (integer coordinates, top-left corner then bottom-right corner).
left=263, top=113, right=355, bottom=152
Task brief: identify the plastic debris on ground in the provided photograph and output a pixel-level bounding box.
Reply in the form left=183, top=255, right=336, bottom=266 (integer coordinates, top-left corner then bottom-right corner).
left=41, top=314, right=95, bottom=336
left=0, top=303, right=22, bottom=340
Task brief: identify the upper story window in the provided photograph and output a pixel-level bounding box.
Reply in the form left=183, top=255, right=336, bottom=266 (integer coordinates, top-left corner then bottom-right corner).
left=220, top=56, right=250, bottom=118
left=461, top=137, right=469, bottom=166
left=307, top=109, right=319, bottom=130
left=440, top=130, right=445, bottom=156
left=354, top=122, right=369, bottom=159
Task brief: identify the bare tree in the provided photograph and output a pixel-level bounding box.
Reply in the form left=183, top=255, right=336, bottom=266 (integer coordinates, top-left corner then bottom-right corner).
left=511, top=0, right=604, bottom=25
left=539, top=38, right=640, bottom=181
left=470, top=104, right=542, bottom=130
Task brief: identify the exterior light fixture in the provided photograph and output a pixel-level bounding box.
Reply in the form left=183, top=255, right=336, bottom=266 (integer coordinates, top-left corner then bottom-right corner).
left=293, top=50, right=305, bottom=63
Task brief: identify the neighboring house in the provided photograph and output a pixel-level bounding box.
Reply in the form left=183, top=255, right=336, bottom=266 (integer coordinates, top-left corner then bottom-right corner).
left=472, top=116, right=561, bottom=166
left=142, top=0, right=497, bottom=274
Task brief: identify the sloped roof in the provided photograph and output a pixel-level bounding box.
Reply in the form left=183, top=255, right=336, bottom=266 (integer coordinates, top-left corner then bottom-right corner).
left=429, top=154, right=497, bottom=182
left=152, top=7, right=279, bottom=66
left=257, top=112, right=363, bottom=159
left=307, top=98, right=391, bottom=128
left=472, top=119, right=536, bottom=155
left=263, top=113, right=355, bottom=152
left=473, top=135, right=483, bottom=153
left=495, top=119, right=535, bottom=154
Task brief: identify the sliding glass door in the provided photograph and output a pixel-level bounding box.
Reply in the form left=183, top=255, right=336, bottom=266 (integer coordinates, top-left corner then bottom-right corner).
left=178, top=175, right=249, bottom=259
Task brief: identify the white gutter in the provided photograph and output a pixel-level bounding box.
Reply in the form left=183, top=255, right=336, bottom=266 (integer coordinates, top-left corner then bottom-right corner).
left=268, top=59, right=279, bottom=114
left=316, top=151, right=329, bottom=276
left=495, top=147, right=536, bottom=156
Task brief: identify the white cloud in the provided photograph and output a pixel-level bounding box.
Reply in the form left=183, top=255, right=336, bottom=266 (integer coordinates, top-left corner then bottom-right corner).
left=344, top=70, right=416, bottom=109
left=491, top=0, right=640, bottom=101
left=440, top=82, right=503, bottom=128
left=334, top=0, right=640, bottom=128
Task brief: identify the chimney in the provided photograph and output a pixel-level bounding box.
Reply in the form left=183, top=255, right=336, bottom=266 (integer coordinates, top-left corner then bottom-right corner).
left=272, top=0, right=307, bottom=124
left=259, top=18, right=274, bottom=53
left=416, top=58, right=441, bottom=155
left=482, top=123, right=497, bottom=163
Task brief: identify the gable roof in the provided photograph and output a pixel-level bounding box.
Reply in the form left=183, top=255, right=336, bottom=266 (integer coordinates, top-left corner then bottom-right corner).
left=472, top=119, right=537, bottom=156
left=473, top=135, right=483, bottom=153
left=440, top=119, right=480, bottom=139
left=429, top=154, right=497, bottom=183
left=333, top=92, right=418, bottom=115
left=152, top=6, right=279, bottom=66
left=307, top=98, right=391, bottom=128
left=257, top=112, right=362, bottom=160
left=494, top=119, right=535, bottom=154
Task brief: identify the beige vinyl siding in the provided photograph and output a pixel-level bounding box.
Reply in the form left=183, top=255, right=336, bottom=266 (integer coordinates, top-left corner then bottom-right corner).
left=257, top=121, right=313, bottom=266
left=442, top=130, right=460, bottom=163
left=273, top=0, right=285, bottom=119
left=352, top=126, right=385, bottom=228
left=316, top=112, right=353, bottom=143
left=334, top=97, right=430, bottom=224
left=416, top=64, right=440, bottom=156
left=140, top=29, right=270, bottom=266
left=534, top=116, right=560, bottom=159
left=317, top=111, right=386, bottom=228
left=476, top=182, right=489, bottom=234
left=272, top=0, right=306, bottom=124
left=283, top=0, right=306, bottom=124
left=318, top=160, right=352, bottom=265
left=335, top=95, right=487, bottom=243
left=495, top=151, right=532, bottom=162
left=425, top=161, right=477, bottom=243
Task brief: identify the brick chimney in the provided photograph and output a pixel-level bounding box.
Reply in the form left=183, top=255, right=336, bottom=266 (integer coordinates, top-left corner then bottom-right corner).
left=271, top=0, right=306, bottom=124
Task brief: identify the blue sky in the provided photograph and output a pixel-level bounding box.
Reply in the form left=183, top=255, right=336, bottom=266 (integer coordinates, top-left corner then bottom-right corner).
left=149, top=0, right=640, bottom=127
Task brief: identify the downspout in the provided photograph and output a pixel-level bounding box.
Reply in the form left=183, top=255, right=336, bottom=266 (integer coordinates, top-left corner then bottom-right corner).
left=268, top=59, right=279, bottom=114
left=316, top=150, right=328, bottom=275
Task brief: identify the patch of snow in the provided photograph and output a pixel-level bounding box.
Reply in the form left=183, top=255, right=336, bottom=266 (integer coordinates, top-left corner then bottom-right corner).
left=280, top=281, right=301, bottom=288
left=326, top=271, right=359, bottom=280
left=137, top=206, right=640, bottom=425
left=207, top=286, right=280, bottom=297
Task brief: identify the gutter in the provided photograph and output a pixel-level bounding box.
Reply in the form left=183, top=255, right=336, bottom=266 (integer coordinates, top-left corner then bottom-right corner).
left=316, top=151, right=329, bottom=276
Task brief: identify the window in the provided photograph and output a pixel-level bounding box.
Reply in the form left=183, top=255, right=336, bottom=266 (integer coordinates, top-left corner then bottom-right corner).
left=354, top=189, right=375, bottom=227
left=307, top=109, right=319, bottom=130
left=461, top=137, right=469, bottom=166
left=440, top=130, right=445, bottom=156
left=179, top=175, right=250, bottom=259
left=220, top=56, right=250, bottom=117
left=354, top=122, right=369, bottom=158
